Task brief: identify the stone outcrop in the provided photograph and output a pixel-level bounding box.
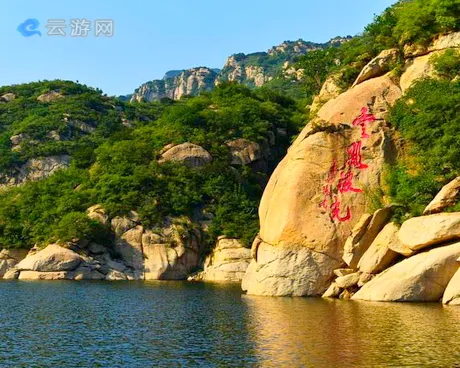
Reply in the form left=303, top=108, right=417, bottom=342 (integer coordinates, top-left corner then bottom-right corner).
left=424, top=177, right=460, bottom=215
left=400, top=52, right=437, bottom=93
left=189, top=237, right=251, bottom=282
left=158, top=143, right=212, bottom=168
left=15, top=244, right=82, bottom=273
left=335, top=272, right=360, bottom=289
left=112, top=214, right=203, bottom=281
left=242, top=242, right=342, bottom=296
left=220, top=56, right=272, bottom=87
left=0, top=93, right=16, bottom=102
left=226, top=139, right=268, bottom=166
left=242, top=74, right=401, bottom=296
left=86, top=205, right=109, bottom=225
left=37, top=91, right=64, bottom=102
left=352, top=49, right=399, bottom=87
left=0, top=155, right=71, bottom=188
left=400, top=32, right=460, bottom=92
left=352, top=242, right=460, bottom=302
left=128, top=38, right=347, bottom=103
left=403, top=32, right=460, bottom=58
left=398, top=213, right=460, bottom=252
left=443, top=261, right=460, bottom=305
left=0, top=249, right=28, bottom=277
left=1, top=208, right=204, bottom=281
left=357, top=222, right=399, bottom=274
left=310, top=74, right=342, bottom=113
left=343, top=208, right=392, bottom=268
left=130, top=67, right=219, bottom=102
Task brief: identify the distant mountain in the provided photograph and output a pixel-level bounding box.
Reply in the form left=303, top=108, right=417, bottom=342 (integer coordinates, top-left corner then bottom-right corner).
left=127, top=37, right=352, bottom=102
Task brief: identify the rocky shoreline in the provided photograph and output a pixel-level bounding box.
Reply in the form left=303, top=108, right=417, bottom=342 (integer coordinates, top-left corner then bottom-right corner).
left=1, top=33, right=460, bottom=308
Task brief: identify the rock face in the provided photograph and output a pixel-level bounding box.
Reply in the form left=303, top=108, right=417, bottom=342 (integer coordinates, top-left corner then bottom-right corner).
left=0, top=155, right=71, bottom=188
left=424, top=177, right=460, bottom=215
left=220, top=56, right=272, bottom=87
left=403, top=32, right=460, bottom=58
left=242, top=242, right=342, bottom=296
left=400, top=32, right=460, bottom=93
left=357, top=222, right=399, bottom=274
left=130, top=67, right=219, bottom=102
left=343, top=208, right=392, bottom=268
left=0, top=249, right=28, bottom=277
left=37, top=91, right=64, bottom=102
left=242, top=74, right=401, bottom=296
left=443, top=262, right=460, bottom=305
left=398, top=213, right=460, bottom=252
left=352, top=242, right=460, bottom=302
left=226, top=139, right=268, bottom=166
left=0, top=93, right=16, bottom=102
left=311, top=74, right=342, bottom=112
left=352, top=49, right=399, bottom=87
left=189, top=237, right=251, bottom=282
left=1, top=208, right=204, bottom=281
left=15, top=244, right=82, bottom=273
left=86, top=205, right=109, bottom=225
left=400, top=52, right=437, bottom=93
left=158, top=143, right=212, bottom=168
left=115, top=225, right=144, bottom=276
left=113, top=215, right=203, bottom=281
left=128, top=38, right=347, bottom=102
left=375, top=222, right=414, bottom=257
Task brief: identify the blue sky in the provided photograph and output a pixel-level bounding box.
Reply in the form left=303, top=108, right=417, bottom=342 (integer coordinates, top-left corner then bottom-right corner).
left=1, top=0, right=396, bottom=96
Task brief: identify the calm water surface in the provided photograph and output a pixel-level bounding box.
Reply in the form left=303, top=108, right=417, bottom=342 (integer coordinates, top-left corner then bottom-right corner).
left=0, top=281, right=459, bottom=367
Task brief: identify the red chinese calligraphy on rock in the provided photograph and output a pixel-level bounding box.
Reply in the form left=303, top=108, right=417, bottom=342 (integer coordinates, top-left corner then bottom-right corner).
left=346, top=141, right=368, bottom=170
left=330, top=196, right=351, bottom=222
left=352, top=107, right=376, bottom=139
left=319, top=107, right=376, bottom=223
left=337, top=170, right=363, bottom=194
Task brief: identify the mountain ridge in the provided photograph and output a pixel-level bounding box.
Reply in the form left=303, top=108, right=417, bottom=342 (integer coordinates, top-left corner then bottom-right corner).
left=128, top=36, right=352, bottom=102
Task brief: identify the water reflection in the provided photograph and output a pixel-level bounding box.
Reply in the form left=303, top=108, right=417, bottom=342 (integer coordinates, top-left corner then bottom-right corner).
left=1, top=281, right=460, bottom=367
left=243, top=296, right=460, bottom=367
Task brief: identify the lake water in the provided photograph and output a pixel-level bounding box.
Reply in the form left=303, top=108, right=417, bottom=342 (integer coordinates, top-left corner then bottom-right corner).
left=0, top=281, right=459, bottom=367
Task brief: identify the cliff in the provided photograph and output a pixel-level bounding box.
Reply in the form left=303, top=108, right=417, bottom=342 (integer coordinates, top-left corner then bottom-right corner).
left=242, top=31, right=460, bottom=303
left=130, top=67, right=219, bottom=102
left=129, top=38, right=351, bottom=102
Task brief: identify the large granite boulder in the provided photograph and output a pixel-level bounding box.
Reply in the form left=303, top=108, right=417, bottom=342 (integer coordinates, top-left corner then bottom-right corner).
left=353, top=242, right=460, bottom=302
left=86, top=205, right=109, bottom=225
left=158, top=143, right=212, bottom=168
left=398, top=213, right=460, bottom=252
left=357, top=222, right=400, bottom=274
left=424, top=177, right=460, bottom=215
left=0, top=93, right=16, bottom=102
left=0, top=155, right=71, bottom=188
left=37, top=91, right=64, bottom=102
left=352, top=49, right=399, bottom=87
left=18, top=271, right=70, bottom=280
left=403, top=32, right=460, bottom=58
left=0, top=249, right=29, bottom=278
left=114, top=225, right=144, bottom=278
left=343, top=208, right=392, bottom=268
left=15, top=244, right=82, bottom=272
left=310, top=74, right=342, bottom=112
left=226, top=139, right=267, bottom=165
left=242, top=74, right=401, bottom=296
left=400, top=52, right=437, bottom=93
left=443, top=260, right=460, bottom=305
left=189, top=237, right=251, bottom=282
